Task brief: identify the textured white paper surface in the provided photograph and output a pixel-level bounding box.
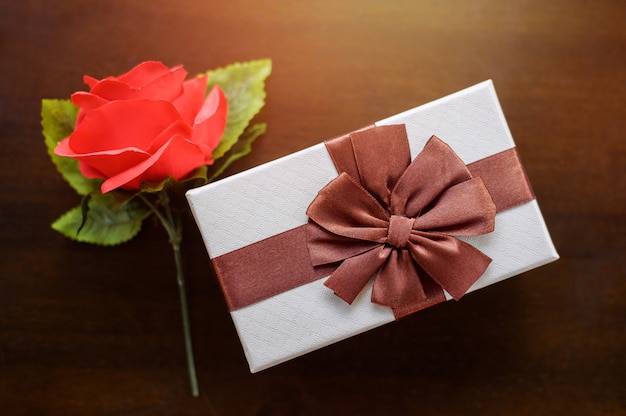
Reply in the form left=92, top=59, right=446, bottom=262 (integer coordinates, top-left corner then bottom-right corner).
left=187, top=80, right=559, bottom=372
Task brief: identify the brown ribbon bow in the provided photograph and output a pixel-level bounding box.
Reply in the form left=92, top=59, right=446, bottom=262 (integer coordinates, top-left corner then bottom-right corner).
left=306, top=125, right=497, bottom=314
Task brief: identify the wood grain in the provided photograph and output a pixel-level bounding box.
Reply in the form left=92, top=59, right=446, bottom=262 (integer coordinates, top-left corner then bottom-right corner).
left=1, top=1, right=624, bottom=414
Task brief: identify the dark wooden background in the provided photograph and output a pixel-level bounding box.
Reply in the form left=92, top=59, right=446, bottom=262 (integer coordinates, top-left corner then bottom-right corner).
left=1, top=1, right=624, bottom=415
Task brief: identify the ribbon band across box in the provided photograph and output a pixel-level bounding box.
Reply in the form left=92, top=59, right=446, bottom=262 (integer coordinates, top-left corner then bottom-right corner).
left=187, top=80, right=559, bottom=372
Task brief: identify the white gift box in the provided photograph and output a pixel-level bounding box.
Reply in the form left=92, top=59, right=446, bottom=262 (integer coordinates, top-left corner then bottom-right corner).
left=186, top=80, right=559, bottom=372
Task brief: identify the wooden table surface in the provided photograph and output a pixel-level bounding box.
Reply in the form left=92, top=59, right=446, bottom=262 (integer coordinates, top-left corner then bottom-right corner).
left=1, top=1, right=624, bottom=415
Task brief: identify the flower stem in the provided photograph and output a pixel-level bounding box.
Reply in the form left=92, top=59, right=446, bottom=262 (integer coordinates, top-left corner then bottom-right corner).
left=139, top=192, right=200, bottom=397
left=172, top=238, right=200, bottom=397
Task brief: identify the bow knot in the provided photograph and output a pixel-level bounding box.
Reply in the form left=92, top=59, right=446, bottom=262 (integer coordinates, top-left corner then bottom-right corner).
left=387, top=215, right=415, bottom=248
left=306, top=125, right=497, bottom=314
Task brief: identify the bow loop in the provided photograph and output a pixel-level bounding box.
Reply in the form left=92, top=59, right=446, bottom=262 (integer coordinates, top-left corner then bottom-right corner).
left=326, top=125, right=411, bottom=208
left=306, top=125, right=496, bottom=313
left=390, top=135, right=474, bottom=216
left=306, top=172, right=389, bottom=243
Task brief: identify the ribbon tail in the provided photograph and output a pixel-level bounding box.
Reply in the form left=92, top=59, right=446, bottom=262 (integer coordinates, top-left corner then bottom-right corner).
left=408, top=234, right=492, bottom=301
left=372, top=249, right=427, bottom=309
left=391, top=273, right=448, bottom=320
left=324, top=245, right=391, bottom=304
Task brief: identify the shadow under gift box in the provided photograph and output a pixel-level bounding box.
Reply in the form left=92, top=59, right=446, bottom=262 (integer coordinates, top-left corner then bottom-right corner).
left=186, top=80, right=559, bottom=373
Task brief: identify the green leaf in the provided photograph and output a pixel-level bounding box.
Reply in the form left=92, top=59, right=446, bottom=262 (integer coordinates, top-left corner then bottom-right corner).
left=179, top=164, right=210, bottom=188
left=206, top=123, right=267, bottom=182
left=140, top=176, right=177, bottom=194
left=140, top=165, right=210, bottom=193
left=205, top=59, right=272, bottom=160
left=51, top=194, right=150, bottom=246
left=42, top=99, right=102, bottom=195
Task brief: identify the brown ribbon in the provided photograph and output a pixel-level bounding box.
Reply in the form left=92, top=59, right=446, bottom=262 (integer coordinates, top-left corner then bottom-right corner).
left=212, top=124, right=535, bottom=319
left=307, top=124, right=498, bottom=317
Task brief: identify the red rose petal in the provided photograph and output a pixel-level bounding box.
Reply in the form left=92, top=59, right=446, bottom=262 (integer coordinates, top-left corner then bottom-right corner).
left=191, top=86, right=228, bottom=161
left=78, top=161, right=106, bottom=179
left=71, top=91, right=109, bottom=112
left=79, top=148, right=150, bottom=180
left=68, top=100, right=183, bottom=154
left=89, top=79, right=134, bottom=101
left=172, top=76, right=208, bottom=125
left=116, top=61, right=178, bottom=89
left=147, top=120, right=193, bottom=154
left=131, top=65, right=187, bottom=102
left=83, top=75, right=100, bottom=89
left=101, top=135, right=204, bottom=193
left=54, top=137, right=76, bottom=157
left=194, top=84, right=227, bottom=125
left=56, top=141, right=150, bottom=180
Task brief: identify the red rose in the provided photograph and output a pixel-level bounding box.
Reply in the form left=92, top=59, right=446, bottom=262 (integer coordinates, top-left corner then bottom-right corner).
left=55, top=61, right=227, bottom=193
